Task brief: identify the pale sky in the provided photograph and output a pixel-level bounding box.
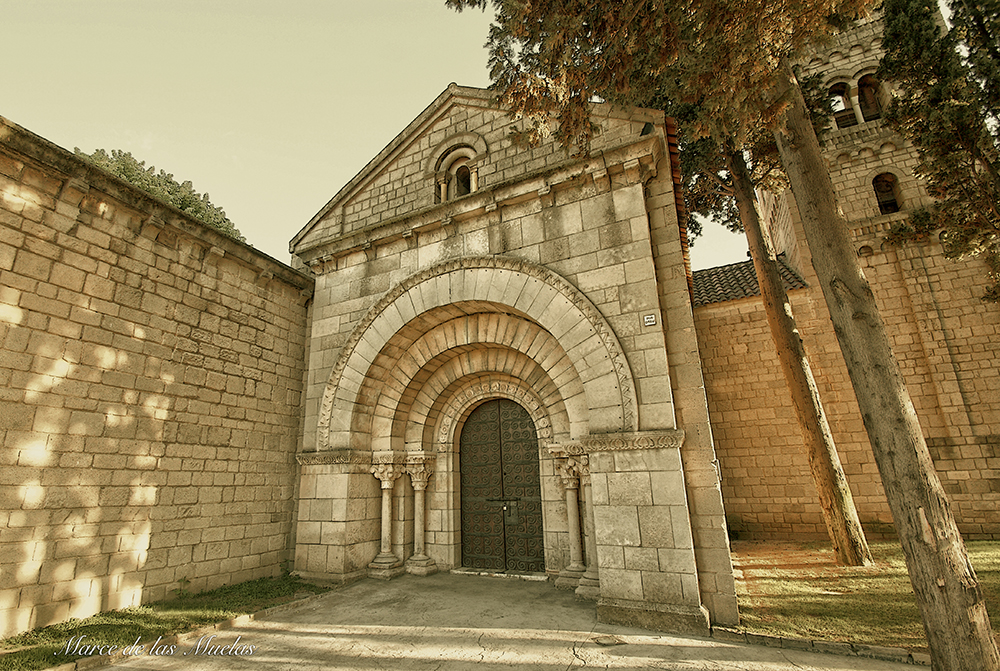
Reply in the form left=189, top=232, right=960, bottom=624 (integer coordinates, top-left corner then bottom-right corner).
left=2, top=0, right=747, bottom=270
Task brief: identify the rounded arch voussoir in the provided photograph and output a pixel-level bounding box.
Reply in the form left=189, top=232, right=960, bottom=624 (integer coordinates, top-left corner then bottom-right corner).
left=316, top=256, right=638, bottom=451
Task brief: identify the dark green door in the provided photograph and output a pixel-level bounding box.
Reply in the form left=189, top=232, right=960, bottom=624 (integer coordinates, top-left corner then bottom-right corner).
left=459, top=399, right=544, bottom=572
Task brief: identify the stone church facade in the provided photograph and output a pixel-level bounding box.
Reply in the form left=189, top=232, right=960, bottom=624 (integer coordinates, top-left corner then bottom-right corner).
left=2, top=11, right=997, bottom=643
left=288, top=85, right=737, bottom=631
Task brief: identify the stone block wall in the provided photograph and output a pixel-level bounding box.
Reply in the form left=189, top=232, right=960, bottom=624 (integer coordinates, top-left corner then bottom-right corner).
left=694, top=288, right=893, bottom=540
left=0, top=117, right=313, bottom=638
left=292, top=87, right=738, bottom=627
left=590, top=441, right=709, bottom=634
left=695, top=199, right=1000, bottom=543
left=697, top=10, right=999, bottom=542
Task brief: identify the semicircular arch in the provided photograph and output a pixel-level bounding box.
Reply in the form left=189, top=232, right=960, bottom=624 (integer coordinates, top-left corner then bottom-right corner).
left=316, top=256, right=638, bottom=450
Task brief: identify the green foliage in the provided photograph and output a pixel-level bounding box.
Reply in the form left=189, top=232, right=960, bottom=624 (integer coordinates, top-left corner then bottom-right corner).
left=446, top=0, right=866, bottom=245
left=878, top=0, right=1000, bottom=301
left=447, top=0, right=872, bottom=151
left=74, top=148, right=245, bottom=243
left=172, top=576, right=192, bottom=600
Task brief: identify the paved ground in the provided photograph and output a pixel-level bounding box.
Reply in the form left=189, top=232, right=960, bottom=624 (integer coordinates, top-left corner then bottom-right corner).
left=118, top=572, right=918, bottom=670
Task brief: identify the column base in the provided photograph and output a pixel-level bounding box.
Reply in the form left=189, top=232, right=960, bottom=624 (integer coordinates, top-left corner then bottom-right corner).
left=367, top=553, right=405, bottom=580
left=554, top=565, right=586, bottom=590
left=575, top=574, right=601, bottom=601
left=405, top=554, right=438, bottom=576
left=597, top=597, right=710, bottom=637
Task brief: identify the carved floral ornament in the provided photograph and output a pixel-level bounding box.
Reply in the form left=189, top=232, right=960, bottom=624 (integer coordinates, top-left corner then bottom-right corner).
left=550, top=429, right=686, bottom=455
left=369, top=452, right=435, bottom=488
left=316, top=256, right=639, bottom=452
left=435, top=379, right=552, bottom=448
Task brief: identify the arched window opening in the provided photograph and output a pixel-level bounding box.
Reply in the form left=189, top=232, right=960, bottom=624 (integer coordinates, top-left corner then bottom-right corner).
left=436, top=148, right=477, bottom=202
left=830, top=83, right=858, bottom=129
left=858, top=75, right=883, bottom=122
left=454, top=163, right=472, bottom=198
left=873, top=173, right=901, bottom=214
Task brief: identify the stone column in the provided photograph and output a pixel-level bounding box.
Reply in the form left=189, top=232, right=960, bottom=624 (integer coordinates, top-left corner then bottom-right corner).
left=576, top=457, right=601, bottom=600
left=436, top=174, right=449, bottom=202
left=405, top=457, right=437, bottom=576
left=368, top=463, right=405, bottom=579
left=549, top=447, right=586, bottom=589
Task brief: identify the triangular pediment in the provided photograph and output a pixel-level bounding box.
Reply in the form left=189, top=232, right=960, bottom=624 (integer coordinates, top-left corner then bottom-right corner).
left=290, top=84, right=500, bottom=254
left=290, top=84, right=665, bottom=257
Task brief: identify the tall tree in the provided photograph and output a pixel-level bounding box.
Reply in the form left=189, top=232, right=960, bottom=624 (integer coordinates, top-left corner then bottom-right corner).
left=75, top=148, right=245, bottom=242
left=724, top=142, right=872, bottom=567
left=878, top=0, right=1000, bottom=302
left=670, top=100, right=872, bottom=566
left=448, top=1, right=999, bottom=667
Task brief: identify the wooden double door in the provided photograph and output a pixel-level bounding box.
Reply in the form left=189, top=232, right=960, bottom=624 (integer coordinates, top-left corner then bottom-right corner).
left=459, top=399, right=544, bottom=572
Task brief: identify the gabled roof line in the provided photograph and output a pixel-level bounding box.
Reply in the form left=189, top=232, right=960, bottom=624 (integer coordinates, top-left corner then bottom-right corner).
left=289, top=85, right=668, bottom=253
left=290, top=84, right=492, bottom=250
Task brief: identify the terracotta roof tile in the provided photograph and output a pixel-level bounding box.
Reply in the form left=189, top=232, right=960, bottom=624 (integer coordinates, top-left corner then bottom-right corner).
left=692, top=254, right=807, bottom=307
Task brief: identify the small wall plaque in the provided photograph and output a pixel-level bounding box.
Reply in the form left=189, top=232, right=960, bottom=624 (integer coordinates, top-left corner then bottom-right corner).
left=643, top=314, right=657, bottom=326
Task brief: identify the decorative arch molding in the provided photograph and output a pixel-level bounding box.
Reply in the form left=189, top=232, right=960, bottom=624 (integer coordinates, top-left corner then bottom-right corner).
left=823, top=71, right=854, bottom=88
left=359, top=314, right=583, bottom=448
left=431, top=376, right=554, bottom=451
left=862, top=166, right=904, bottom=184
left=316, top=256, right=639, bottom=451
left=397, top=344, right=577, bottom=448
left=852, top=66, right=879, bottom=81
left=424, top=132, right=489, bottom=176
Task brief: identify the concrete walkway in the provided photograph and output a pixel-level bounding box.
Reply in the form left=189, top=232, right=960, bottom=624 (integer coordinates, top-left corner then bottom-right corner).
left=118, top=572, right=920, bottom=671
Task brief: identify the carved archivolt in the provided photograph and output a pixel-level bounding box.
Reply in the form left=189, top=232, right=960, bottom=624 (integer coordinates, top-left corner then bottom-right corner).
left=316, top=256, right=638, bottom=450
left=433, top=378, right=552, bottom=450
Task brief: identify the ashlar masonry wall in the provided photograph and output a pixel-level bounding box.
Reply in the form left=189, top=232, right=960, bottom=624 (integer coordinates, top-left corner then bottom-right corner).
left=695, top=175, right=1000, bottom=543
left=0, top=117, right=314, bottom=638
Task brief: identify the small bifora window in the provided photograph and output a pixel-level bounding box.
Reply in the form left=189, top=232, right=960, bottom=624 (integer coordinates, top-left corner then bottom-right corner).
left=830, top=83, right=858, bottom=129
left=435, top=147, right=478, bottom=202
left=873, top=173, right=901, bottom=214
left=858, top=75, right=883, bottom=122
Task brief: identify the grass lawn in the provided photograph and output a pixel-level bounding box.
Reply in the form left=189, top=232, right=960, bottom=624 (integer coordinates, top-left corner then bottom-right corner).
left=0, top=575, right=331, bottom=671
left=732, top=539, right=1000, bottom=652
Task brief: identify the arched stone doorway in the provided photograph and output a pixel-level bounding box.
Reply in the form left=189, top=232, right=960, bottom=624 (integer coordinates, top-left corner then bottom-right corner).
left=459, top=398, right=544, bottom=572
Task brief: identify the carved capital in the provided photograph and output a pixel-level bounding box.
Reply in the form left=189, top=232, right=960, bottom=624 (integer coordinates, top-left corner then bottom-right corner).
left=370, top=463, right=402, bottom=488
left=547, top=444, right=589, bottom=489
left=405, top=454, right=434, bottom=490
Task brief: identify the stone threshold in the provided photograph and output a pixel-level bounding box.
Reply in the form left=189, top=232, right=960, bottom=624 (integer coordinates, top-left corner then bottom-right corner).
left=448, top=568, right=549, bottom=581
left=710, top=626, right=931, bottom=666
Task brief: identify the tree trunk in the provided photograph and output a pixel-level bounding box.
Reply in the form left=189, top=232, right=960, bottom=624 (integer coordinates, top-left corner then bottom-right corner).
left=770, top=58, right=1000, bottom=671
left=726, top=146, right=873, bottom=567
